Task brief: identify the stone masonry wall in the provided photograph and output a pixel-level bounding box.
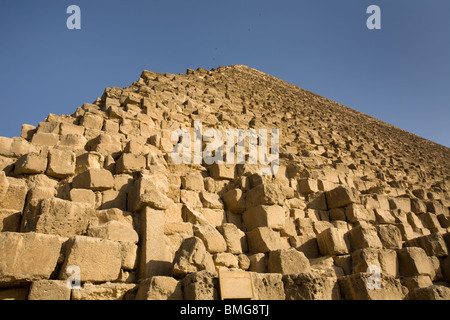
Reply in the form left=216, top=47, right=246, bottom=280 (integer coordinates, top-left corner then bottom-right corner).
left=0, top=65, right=449, bottom=300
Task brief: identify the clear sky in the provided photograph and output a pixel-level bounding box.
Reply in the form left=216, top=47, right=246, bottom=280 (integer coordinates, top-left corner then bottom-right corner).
left=0, top=1, right=449, bottom=147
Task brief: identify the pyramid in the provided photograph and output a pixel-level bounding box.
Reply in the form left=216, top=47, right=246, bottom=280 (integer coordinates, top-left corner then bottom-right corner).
left=0, top=65, right=449, bottom=300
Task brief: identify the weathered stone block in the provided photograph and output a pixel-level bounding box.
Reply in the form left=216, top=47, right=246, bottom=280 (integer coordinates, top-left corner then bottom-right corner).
left=218, top=223, right=248, bottom=254
left=325, top=186, right=359, bottom=209
left=172, top=237, right=215, bottom=277
left=316, top=227, right=350, bottom=256
left=0, top=209, right=21, bottom=232
left=193, top=224, right=227, bottom=254
left=135, top=276, right=183, bottom=300
left=283, top=273, right=341, bottom=300
left=243, top=205, right=285, bottom=232
left=252, top=273, right=285, bottom=300
left=138, top=207, right=168, bottom=279
left=348, top=225, right=383, bottom=250
left=338, top=273, right=408, bottom=300
left=71, top=282, right=136, bottom=300
left=116, top=153, right=146, bottom=174
left=181, top=172, right=205, bottom=191
left=268, top=248, right=311, bottom=274
left=245, top=183, right=285, bottom=209
left=28, top=280, right=71, bottom=300
left=404, top=233, right=448, bottom=257
left=72, top=168, right=114, bottom=191
left=209, top=163, right=235, bottom=180
left=0, top=232, right=63, bottom=285
left=397, top=247, right=435, bottom=277
left=59, top=236, right=122, bottom=282
left=222, top=188, right=246, bottom=213
left=183, top=270, right=219, bottom=300
left=345, top=203, right=375, bottom=223
left=376, top=224, right=403, bottom=249
left=410, top=285, right=450, bottom=300
left=87, top=220, right=139, bottom=243
left=246, top=227, right=281, bottom=253
left=22, top=198, right=97, bottom=237
left=46, top=149, right=75, bottom=178
left=14, top=152, right=48, bottom=175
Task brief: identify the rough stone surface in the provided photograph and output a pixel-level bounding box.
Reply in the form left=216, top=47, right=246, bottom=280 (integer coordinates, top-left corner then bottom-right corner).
left=0, top=65, right=449, bottom=300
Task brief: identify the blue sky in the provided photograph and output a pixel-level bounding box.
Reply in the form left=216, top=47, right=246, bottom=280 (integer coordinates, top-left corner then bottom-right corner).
left=0, top=1, right=449, bottom=147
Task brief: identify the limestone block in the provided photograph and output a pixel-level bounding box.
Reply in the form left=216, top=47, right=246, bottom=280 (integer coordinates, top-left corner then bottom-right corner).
left=306, top=192, right=327, bottom=211
left=14, top=152, right=48, bottom=175
left=198, top=208, right=226, bottom=227
left=245, top=183, right=285, bottom=208
left=352, top=248, right=398, bottom=277
left=404, top=233, right=448, bottom=257
left=411, top=198, right=427, bottom=214
left=348, top=225, right=383, bottom=250
left=345, top=203, right=376, bottom=223
left=400, top=276, right=433, bottom=294
left=374, top=209, right=396, bottom=224
left=283, top=273, right=341, bottom=300
left=60, top=123, right=85, bottom=136
left=181, top=172, right=205, bottom=191
left=238, top=254, right=250, bottom=270
left=246, top=227, right=281, bottom=253
left=0, top=171, right=9, bottom=201
left=298, top=178, right=318, bottom=195
left=46, top=149, right=76, bottom=178
left=138, top=207, right=168, bottom=279
left=338, top=273, right=408, bottom=300
left=222, top=188, right=246, bottom=213
left=121, top=241, right=138, bottom=270
left=71, top=282, right=136, bottom=300
left=87, top=220, right=139, bottom=243
left=0, top=232, right=63, bottom=285
left=81, top=113, right=104, bottom=130
left=172, top=237, right=215, bottom=277
left=268, top=248, right=311, bottom=274
left=218, top=223, right=248, bottom=254
left=289, top=234, right=319, bottom=258
left=59, top=236, right=122, bottom=282
left=248, top=253, right=267, bottom=273
left=183, top=270, right=219, bottom=300
left=134, top=189, right=173, bottom=211
left=410, top=285, right=450, bottom=300
left=28, top=280, right=71, bottom=300
left=325, top=186, right=359, bottom=209
left=88, top=134, right=122, bottom=157
left=209, top=163, right=235, bottom=180
left=214, top=252, right=239, bottom=269
left=101, top=189, right=127, bottom=211
left=135, top=276, right=183, bottom=300
left=21, top=124, right=37, bottom=141
left=22, top=198, right=97, bottom=237
left=72, top=168, right=114, bottom=191
left=252, top=273, right=285, bottom=300
left=193, top=224, right=227, bottom=253
left=376, top=224, right=403, bottom=249
left=397, top=247, right=435, bottom=277
left=243, top=205, right=285, bottom=232
left=58, top=133, right=87, bottom=150
left=69, top=188, right=96, bottom=207
left=316, top=227, right=350, bottom=256
left=116, top=153, right=146, bottom=174
left=31, top=132, right=59, bottom=146
left=200, top=191, right=223, bottom=209
left=180, top=189, right=202, bottom=208
left=0, top=209, right=21, bottom=232
left=75, top=152, right=104, bottom=173
left=389, top=197, right=411, bottom=212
